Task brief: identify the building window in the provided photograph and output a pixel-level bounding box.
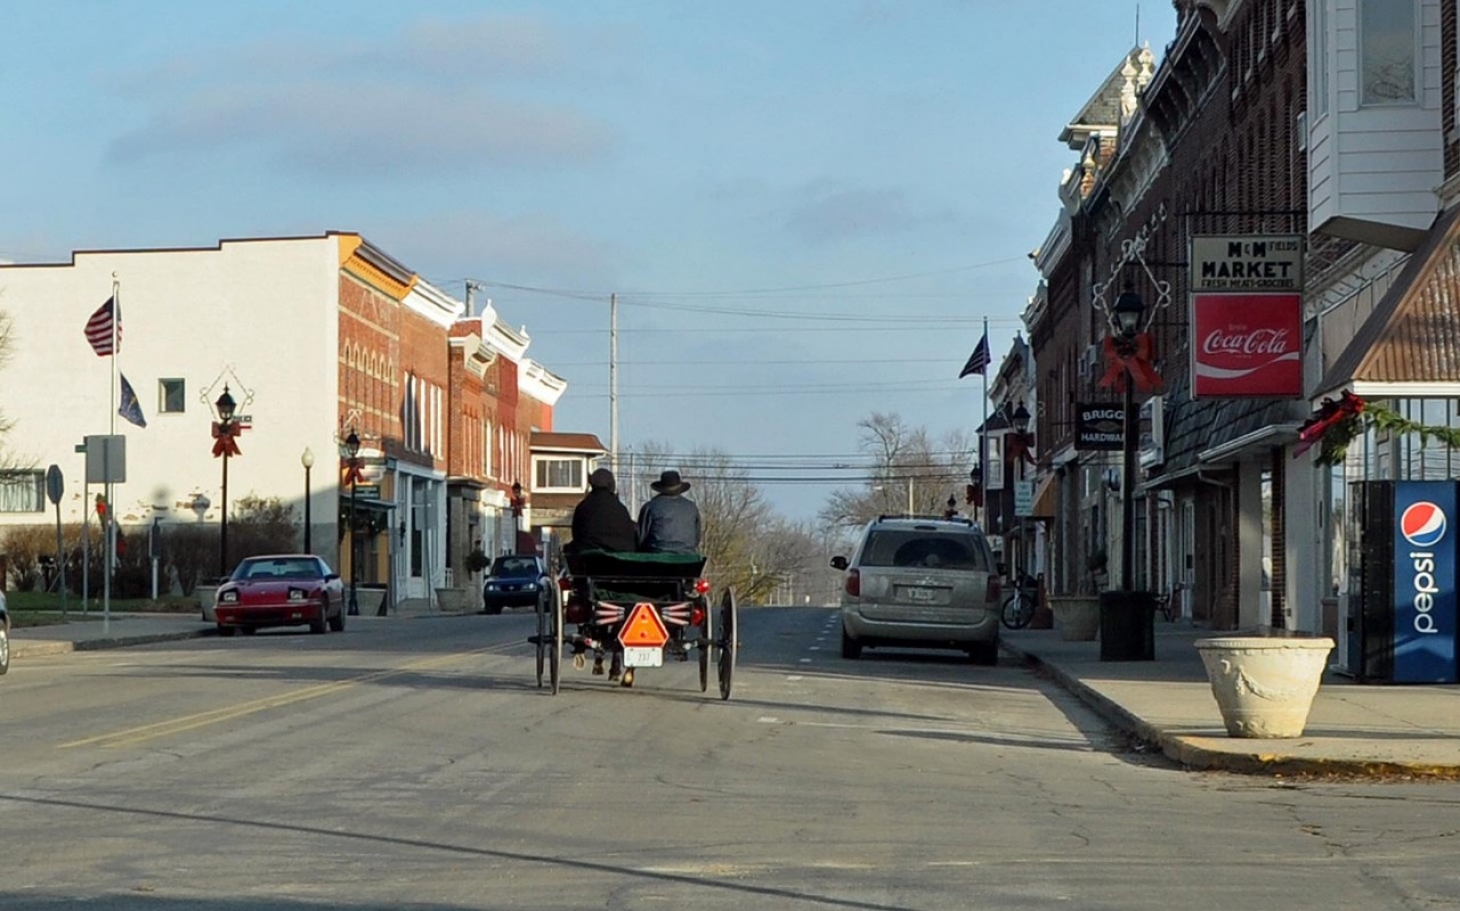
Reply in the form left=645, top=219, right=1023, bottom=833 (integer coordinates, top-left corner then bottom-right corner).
left=158, top=378, right=186, bottom=413
left=534, top=457, right=584, bottom=492
left=0, top=470, right=45, bottom=513
left=1360, top=0, right=1417, bottom=105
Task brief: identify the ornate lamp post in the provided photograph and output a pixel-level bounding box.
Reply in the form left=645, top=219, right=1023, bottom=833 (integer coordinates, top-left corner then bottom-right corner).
left=343, top=430, right=361, bottom=615
left=1111, top=287, right=1146, bottom=594
left=211, top=386, right=239, bottom=579
left=1095, top=283, right=1157, bottom=661
left=1010, top=399, right=1032, bottom=578
left=301, top=447, right=314, bottom=554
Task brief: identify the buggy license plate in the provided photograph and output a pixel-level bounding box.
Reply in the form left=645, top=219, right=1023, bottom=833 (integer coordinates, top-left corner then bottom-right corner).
left=623, top=646, right=663, bottom=668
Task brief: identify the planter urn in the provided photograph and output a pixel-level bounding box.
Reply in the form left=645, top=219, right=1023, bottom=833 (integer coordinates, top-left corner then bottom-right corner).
left=1047, top=595, right=1101, bottom=641
left=1194, top=636, right=1335, bottom=738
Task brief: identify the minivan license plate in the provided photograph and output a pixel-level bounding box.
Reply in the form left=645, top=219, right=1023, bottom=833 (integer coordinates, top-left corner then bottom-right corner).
left=623, top=646, right=663, bottom=667
left=907, top=587, right=935, bottom=602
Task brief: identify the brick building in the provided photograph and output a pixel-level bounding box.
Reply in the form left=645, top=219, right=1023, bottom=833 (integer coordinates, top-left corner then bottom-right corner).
left=0, top=232, right=580, bottom=611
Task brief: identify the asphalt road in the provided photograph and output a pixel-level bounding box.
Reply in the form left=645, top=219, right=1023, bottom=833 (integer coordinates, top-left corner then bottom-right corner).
left=2, top=606, right=1459, bottom=910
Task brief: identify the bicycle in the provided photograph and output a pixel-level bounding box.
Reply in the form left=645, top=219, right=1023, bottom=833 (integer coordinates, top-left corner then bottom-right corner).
left=1000, top=578, right=1040, bottom=630
left=1152, top=584, right=1180, bottom=622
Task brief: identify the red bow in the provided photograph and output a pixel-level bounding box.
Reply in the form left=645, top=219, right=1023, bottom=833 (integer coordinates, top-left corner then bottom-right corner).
left=1098, top=333, right=1163, bottom=393
left=964, top=483, right=983, bottom=508
left=211, top=421, right=242, bottom=458
left=1293, top=391, right=1366, bottom=458
left=1007, top=431, right=1035, bottom=465
left=343, top=457, right=364, bottom=486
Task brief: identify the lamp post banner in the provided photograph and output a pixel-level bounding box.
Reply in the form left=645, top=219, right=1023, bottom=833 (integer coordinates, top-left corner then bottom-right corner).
left=1190, top=292, right=1302, bottom=398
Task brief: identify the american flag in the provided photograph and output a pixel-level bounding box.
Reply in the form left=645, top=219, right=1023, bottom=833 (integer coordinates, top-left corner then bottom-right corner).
left=84, top=295, right=120, bottom=357
left=957, top=331, right=990, bottom=378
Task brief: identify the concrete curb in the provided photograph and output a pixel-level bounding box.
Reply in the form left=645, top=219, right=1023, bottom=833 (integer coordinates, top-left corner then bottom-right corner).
left=13, top=628, right=214, bottom=659
left=1002, top=641, right=1460, bottom=780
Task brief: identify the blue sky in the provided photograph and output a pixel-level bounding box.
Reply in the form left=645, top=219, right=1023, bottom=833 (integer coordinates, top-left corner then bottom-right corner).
left=2, top=1, right=1176, bottom=519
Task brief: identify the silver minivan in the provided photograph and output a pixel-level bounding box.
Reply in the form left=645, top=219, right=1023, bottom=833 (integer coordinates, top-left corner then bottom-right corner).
left=831, top=516, right=1002, bottom=665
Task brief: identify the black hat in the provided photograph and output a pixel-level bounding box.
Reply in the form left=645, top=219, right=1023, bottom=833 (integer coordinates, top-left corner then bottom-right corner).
left=588, top=468, right=616, bottom=491
left=650, top=469, right=690, bottom=494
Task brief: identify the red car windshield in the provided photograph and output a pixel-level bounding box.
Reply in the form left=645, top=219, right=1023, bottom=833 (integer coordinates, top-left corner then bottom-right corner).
left=233, top=558, right=322, bottom=581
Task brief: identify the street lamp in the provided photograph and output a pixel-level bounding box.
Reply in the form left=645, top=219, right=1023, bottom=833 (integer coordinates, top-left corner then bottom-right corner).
left=1098, top=283, right=1154, bottom=662
left=301, top=447, right=314, bottom=554
left=1112, top=287, right=1146, bottom=593
left=212, top=385, right=238, bottom=580
left=344, top=429, right=361, bottom=615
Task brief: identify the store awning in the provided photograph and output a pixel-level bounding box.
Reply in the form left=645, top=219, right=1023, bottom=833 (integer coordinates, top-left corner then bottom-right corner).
left=1197, top=424, right=1302, bottom=465
left=1029, top=474, right=1058, bottom=519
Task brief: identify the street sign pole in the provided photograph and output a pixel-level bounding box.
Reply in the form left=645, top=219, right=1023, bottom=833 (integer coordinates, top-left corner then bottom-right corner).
left=47, top=465, right=65, bottom=620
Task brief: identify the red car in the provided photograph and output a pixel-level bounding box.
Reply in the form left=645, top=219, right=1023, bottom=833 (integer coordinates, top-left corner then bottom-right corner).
left=213, top=555, right=346, bottom=637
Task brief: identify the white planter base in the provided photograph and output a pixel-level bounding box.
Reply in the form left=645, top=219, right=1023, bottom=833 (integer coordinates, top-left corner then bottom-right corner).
left=1195, top=636, right=1335, bottom=738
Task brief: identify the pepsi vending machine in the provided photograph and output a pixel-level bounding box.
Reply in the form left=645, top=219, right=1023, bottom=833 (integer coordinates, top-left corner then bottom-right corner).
left=1344, top=480, right=1458, bottom=683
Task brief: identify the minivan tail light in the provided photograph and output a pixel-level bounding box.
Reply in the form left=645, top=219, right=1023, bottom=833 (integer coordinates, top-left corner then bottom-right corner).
left=845, top=568, right=861, bottom=598
left=985, top=575, right=1002, bottom=604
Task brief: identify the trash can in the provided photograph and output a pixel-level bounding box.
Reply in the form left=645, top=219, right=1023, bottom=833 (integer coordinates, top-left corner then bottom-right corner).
left=1100, top=590, right=1156, bottom=661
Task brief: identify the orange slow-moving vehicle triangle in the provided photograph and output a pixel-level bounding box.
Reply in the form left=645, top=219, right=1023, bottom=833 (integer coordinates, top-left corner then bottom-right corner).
left=618, top=602, right=669, bottom=647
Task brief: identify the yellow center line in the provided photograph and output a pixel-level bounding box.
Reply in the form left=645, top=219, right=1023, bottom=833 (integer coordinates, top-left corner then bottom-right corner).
left=61, top=643, right=517, bottom=749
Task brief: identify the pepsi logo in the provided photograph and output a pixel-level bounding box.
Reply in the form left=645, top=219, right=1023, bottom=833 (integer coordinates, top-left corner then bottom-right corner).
left=1401, top=502, right=1448, bottom=548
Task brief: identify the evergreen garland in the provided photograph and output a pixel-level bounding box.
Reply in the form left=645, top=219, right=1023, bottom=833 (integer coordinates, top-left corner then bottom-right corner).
left=1313, top=400, right=1460, bottom=467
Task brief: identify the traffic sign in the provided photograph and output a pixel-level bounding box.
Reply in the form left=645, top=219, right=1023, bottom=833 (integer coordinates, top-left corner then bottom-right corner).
left=45, top=464, right=63, bottom=505
left=618, top=602, right=669, bottom=648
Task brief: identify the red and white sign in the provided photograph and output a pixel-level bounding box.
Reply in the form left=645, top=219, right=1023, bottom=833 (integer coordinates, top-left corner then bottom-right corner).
left=1191, top=293, right=1302, bottom=398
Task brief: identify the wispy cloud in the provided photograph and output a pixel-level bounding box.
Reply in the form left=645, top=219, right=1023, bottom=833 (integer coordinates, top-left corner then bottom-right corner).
left=780, top=180, right=959, bottom=244
left=106, top=13, right=622, bottom=175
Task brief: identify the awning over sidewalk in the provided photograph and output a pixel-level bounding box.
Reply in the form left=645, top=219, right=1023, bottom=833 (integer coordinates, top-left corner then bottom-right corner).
left=1029, top=474, right=1057, bottom=519
left=1318, top=204, right=1460, bottom=398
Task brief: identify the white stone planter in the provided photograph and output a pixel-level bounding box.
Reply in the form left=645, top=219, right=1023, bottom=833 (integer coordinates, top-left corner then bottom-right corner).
left=1048, top=595, right=1100, bottom=641
left=1194, top=637, right=1335, bottom=738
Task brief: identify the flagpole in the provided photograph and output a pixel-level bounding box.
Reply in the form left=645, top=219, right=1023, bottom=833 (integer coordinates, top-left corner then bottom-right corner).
left=105, top=274, right=119, bottom=624
left=980, top=317, right=989, bottom=533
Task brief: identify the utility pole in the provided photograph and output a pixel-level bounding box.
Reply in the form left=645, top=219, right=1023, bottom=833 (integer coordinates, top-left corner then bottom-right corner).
left=610, top=293, right=619, bottom=477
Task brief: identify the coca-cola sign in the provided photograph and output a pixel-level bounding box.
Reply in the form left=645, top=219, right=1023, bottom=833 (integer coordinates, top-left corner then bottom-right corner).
left=1191, top=293, right=1302, bottom=397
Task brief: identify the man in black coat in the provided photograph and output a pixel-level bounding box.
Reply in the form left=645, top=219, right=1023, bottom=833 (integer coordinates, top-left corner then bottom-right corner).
left=570, top=468, right=637, bottom=554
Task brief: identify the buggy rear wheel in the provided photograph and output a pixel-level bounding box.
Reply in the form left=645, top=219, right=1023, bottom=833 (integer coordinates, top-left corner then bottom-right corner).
left=534, top=590, right=549, bottom=688
left=549, top=592, right=564, bottom=695
left=698, top=599, right=711, bottom=692
left=717, top=588, right=737, bottom=700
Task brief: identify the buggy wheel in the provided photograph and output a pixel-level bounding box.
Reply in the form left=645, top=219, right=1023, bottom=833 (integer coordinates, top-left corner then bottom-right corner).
left=534, top=590, right=549, bottom=688
left=698, top=597, right=712, bottom=692
left=717, top=588, right=738, bottom=701
left=549, top=593, right=564, bottom=695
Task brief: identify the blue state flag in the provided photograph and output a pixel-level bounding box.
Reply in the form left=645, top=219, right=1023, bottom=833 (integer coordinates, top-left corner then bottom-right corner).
left=118, top=372, right=147, bottom=428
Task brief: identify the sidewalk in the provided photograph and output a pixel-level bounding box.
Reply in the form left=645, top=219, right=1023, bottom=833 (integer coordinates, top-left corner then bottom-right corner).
left=1003, top=623, right=1460, bottom=778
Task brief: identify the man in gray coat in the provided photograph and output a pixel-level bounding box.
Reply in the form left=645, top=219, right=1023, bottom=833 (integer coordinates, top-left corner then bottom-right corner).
left=636, top=470, right=701, bottom=554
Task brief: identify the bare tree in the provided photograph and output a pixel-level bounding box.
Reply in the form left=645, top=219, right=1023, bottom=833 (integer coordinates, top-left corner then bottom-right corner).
left=818, top=412, right=976, bottom=531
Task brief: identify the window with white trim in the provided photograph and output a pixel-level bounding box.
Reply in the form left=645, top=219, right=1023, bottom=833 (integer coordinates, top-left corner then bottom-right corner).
left=1359, top=0, right=1417, bottom=105
left=534, top=457, right=584, bottom=492
left=0, top=470, right=45, bottom=513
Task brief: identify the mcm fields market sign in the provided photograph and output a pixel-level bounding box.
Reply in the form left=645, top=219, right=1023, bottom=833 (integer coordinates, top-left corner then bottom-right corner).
left=1190, top=235, right=1303, bottom=398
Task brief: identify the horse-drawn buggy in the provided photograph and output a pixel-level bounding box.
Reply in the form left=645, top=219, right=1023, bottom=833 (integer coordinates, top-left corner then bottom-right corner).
left=529, top=550, right=738, bottom=698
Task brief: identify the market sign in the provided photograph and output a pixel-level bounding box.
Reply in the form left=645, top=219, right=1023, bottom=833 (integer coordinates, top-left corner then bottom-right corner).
left=1076, top=403, right=1124, bottom=451
left=1190, top=292, right=1303, bottom=398
left=1190, top=234, right=1303, bottom=291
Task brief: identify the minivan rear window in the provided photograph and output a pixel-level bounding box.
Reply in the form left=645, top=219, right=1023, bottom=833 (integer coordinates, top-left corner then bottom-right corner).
left=860, top=531, right=987, bottom=570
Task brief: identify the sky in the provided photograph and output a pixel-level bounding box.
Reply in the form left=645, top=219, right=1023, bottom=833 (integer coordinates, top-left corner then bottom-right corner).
left=1, top=1, right=1177, bottom=521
